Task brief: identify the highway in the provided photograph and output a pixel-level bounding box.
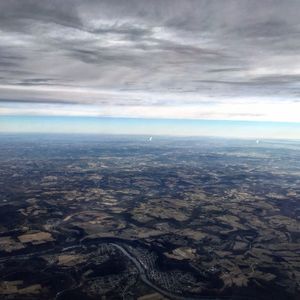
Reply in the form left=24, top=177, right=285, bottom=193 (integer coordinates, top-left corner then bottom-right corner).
left=1, top=238, right=227, bottom=300
left=110, top=243, right=221, bottom=300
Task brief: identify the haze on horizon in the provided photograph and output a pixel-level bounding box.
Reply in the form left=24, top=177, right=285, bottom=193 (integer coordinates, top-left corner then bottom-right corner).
left=0, top=0, right=300, bottom=138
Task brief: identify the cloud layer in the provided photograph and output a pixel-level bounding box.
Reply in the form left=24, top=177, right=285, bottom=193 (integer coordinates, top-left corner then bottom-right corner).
left=1, top=0, right=300, bottom=121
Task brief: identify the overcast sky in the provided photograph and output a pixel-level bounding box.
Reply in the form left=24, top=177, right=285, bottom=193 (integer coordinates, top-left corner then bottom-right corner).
left=1, top=0, right=300, bottom=122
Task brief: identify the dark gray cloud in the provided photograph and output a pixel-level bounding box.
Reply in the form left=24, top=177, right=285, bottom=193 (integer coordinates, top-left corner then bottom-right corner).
left=0, top=98, right=77, bottom=105
left=0, top=0, right=300, bottom=121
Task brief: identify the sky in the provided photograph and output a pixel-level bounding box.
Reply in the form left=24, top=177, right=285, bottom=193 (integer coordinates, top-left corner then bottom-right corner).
left=0, top=0, right=300, bottom=138
left=1, top=116, right=300, bottom=140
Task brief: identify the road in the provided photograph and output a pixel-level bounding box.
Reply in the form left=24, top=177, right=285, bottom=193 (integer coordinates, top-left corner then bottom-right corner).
left=110, top=243, right=222, bottom=300
left=0, top=238, right=228, bottom=300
